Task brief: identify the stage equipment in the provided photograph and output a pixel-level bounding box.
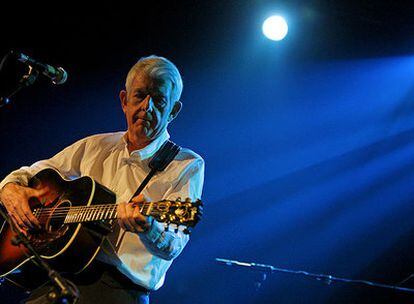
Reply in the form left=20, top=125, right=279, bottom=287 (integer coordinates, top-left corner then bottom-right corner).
left=216, top=257, right=414, bottom=295
left=0, top=50, right=67, bottom=108
left=0, top=206, right=79, bottom=304
left=16, top=52, right=67, bottom=85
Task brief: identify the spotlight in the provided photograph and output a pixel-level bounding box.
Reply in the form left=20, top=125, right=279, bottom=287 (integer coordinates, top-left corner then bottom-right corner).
left=262, top=15, right=288, bottom=41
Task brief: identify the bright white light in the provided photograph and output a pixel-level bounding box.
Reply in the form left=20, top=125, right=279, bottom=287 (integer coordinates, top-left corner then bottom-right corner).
left=262, top=15, right=288, bottom=41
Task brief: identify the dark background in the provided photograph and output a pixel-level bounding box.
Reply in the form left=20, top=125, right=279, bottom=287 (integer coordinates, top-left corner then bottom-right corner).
left=2, top=1, right=414, bottom=303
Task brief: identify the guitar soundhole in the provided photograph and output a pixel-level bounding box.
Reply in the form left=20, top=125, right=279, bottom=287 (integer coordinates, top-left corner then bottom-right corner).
left=46, top=200, right=71, bottom=232
left=29, top=200, right=70, bottom=246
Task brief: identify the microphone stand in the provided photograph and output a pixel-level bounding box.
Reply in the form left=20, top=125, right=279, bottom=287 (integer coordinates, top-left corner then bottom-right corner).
left=215, top=257, right=414, bottom=295
left=0, top=50, right=78, bottom=303
left=0, top=52, right=39, bottom=108
left=0, top=206, right=79, bottom=303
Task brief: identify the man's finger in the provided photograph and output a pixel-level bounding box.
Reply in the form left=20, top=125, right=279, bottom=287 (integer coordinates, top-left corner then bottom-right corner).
left=15, top=204, right=34, bottom=229
left=133, top=207, right=149, bottom=232
left=10, top=212, right=27, bottom=231
left=131, top=194, right=149, bottom=203
left=21, top=203, right=40, bottom=228
left=118, top=202, right=135, bottom=232
left=117, top=203, right=128, bottom=231
left=124, top=204, right=138, bottom=231
left=28, top=187, right=48, bottom=198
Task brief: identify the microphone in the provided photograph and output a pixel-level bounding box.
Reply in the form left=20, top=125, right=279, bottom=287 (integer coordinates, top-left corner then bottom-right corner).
left=15, top=51, right=68, bottom=85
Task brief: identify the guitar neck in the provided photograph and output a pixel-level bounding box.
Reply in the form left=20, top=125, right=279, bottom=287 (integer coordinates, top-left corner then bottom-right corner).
left=34, top=202, right=163, bottom=224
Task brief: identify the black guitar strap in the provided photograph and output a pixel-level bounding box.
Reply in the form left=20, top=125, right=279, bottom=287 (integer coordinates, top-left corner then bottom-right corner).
left=130, top=139, right=182, bottom=199
left=109, top=139, right=182, bottom=251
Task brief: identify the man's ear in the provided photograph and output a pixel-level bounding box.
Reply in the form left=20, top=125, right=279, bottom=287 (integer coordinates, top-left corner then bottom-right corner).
left=120, top=90, right=127, bottom=113
left=168, top=101, right=182, bottom=122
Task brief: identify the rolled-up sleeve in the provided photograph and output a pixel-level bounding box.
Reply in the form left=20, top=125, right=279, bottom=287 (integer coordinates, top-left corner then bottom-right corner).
left=0, top=138, right=87, bottom=190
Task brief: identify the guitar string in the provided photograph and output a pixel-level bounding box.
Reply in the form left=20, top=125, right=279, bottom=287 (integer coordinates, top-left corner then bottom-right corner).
left=32, top=203, right=196, bottom=222
left=32, top=202, right=180, bottom=212
left=32, top=204, right=194, bottom=216
left=32, top=203, right=177, bottom=215
left=33, top=209, right=183, bottom=219
left=35, top=210, right=170, bottom=218
left=34, top=202, right=173, bottom=210
left=37, top=210, right=191, bottom=220
left=34, top=209, right=183, bottom=219
left=35, top=213, right=181, bottom=224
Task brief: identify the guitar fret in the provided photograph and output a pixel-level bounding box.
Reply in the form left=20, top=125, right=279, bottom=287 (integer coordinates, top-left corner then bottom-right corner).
left=91, top=208, right=98, bottom=221
left=75, top=208, right=81, bottom=222
left=83, top=207, right=90, bottom=222
left=98, top=207, right=104, bottom=220
left=98, top=206, right=103, bottom=220
left=67, top=211, right=72, bottom=224
left=104, top=206, right=110, bottom=219
left=89, top=207, right=96, bottom=221
left=75, top=210, right=82, bottom=222
left=89, top=206, right=95, bottom=222
left=110, top=205, right=116, bottom=219
left=107, top=205, right=114, bottom=220
left=105, top=205, right=112, bottom=220
left=85, top=207, right=92, bottom=221
left=96, top=207, right=101, bottom=221
left=96, top=206, right=103, bottom=221
left=65, top=211, right=73, bottom=224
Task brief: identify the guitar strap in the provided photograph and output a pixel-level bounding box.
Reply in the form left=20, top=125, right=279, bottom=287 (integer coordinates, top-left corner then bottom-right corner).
left=106, top=139, right=182, bottom=252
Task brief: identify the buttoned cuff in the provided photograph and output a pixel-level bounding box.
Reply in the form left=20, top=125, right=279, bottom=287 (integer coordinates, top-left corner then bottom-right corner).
left=142, top=216, right=165, bottom=243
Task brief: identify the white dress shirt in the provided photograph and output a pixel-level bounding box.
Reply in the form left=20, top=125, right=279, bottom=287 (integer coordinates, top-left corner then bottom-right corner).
left=0, top=130, right=204, bottom=290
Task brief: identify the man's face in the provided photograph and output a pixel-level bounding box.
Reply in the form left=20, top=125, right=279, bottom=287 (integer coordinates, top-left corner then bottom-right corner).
left=120, top=72, right=180, bottom=147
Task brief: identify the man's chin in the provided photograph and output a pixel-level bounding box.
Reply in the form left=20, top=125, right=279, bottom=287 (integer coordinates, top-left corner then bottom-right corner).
left=129, top=127, right=154, bottom=141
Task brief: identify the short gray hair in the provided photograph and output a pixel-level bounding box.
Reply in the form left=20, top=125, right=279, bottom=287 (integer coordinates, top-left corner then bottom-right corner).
left=125, top=55, right=183, bottom=102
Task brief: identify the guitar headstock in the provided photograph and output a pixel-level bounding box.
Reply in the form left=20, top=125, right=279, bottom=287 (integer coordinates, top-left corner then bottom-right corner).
left=151, top=198, right=203, bottom=234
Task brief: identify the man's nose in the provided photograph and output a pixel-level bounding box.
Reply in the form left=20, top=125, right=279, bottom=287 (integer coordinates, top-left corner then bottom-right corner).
left=141, top=94, right=153, bottom=111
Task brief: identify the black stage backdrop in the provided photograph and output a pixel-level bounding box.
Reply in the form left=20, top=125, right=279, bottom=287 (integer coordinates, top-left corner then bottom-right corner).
left=2, top=1, right=414, bottom=303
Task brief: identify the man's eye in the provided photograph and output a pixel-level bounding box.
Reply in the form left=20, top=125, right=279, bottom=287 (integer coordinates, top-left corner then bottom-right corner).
left=154, top=96, right=167, bottom=107
left=135, top=93, right=147, bottom=99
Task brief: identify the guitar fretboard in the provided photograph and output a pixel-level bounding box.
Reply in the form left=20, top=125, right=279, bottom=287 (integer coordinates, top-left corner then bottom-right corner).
left=34, top=202, right=168, bottom=224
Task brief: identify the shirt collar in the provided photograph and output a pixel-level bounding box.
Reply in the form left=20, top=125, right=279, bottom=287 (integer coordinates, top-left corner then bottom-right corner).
left=121, top=130, right=170, bottom=161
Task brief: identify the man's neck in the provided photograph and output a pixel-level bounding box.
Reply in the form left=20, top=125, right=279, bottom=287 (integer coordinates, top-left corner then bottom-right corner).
left=126, top=135, right=151, bottom=153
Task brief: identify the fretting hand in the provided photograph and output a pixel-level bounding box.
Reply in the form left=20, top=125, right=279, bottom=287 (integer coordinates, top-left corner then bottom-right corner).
left=117, top=194, right=152, bottom=233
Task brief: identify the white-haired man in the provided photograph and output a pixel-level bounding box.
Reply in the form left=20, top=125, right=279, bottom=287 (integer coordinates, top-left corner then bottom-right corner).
left=0, top=55, right=204, bottom=304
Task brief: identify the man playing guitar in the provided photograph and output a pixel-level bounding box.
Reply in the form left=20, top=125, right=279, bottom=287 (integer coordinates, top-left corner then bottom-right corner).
left=0, top=55, right=204, bottom=304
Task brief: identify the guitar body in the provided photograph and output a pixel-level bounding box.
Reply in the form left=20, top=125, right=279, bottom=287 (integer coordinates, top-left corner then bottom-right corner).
left=0, top=168, right=116, bottom=288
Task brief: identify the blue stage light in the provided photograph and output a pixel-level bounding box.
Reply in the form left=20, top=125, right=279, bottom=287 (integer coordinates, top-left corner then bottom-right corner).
left=262, top=15, right=288, bottom=41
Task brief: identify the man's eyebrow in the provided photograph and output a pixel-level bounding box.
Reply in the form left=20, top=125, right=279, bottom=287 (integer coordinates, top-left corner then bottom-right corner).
left=134, top=87, right=166, bottom=95
left=133, top=88, right=149, bottom=94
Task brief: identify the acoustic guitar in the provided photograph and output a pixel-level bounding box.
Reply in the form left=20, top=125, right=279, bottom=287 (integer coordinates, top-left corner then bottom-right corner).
left=0, top=168, right=202, bottom=287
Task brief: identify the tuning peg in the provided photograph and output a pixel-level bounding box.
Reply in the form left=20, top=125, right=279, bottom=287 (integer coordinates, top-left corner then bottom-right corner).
left=176, top=197, right=182, bottom=202
left=159, top=214, right=167, bottom=221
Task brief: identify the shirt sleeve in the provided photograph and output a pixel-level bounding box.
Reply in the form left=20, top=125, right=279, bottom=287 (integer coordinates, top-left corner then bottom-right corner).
left=0, top=138, right=87, bottom=190
left=139, top=157, right=205, bottom=260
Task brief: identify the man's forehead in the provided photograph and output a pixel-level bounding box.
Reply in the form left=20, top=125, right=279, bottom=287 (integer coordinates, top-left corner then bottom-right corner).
left=131, top=72, right=170, bottom=91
